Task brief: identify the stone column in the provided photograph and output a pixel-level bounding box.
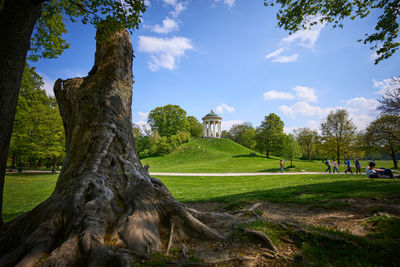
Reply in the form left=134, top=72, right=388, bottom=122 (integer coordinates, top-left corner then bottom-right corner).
left=218, top=121, right=222, bottom=138
left=213, top=121, right=216, bottom=137
left=203, top=122, right=206, bottom=137
left=206, top=121, right=210, bottom=137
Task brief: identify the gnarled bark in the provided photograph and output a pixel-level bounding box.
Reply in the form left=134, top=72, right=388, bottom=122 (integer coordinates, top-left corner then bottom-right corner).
left=0, top=29, right=221, bottom=267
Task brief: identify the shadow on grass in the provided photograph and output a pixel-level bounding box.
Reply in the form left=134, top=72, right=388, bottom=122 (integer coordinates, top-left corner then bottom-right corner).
left=232, top=154, right=266, bottom=158
left=3, top=212, right=25, bottom=222
left=258, top=166, right=299, bottom=172
left=188, top=179, right=400, bottom=209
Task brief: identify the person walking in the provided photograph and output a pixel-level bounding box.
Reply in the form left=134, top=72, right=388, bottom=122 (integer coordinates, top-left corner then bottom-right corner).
left=324, top=159, right=331, bottom=173
left=144, top=163, right=150, bottom=173
left=280, top=160, right=284, bottom=173
left=355, top=160, right=361, bottom=174
left=332, top=160, right=339, bottom=173
left=344, top=159, right=353, bottom=174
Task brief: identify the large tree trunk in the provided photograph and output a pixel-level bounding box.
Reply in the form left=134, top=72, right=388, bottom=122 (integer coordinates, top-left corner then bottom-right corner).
left=0, top=29, right=222, bottom=267
left=0, top=0, right=43, bottom=225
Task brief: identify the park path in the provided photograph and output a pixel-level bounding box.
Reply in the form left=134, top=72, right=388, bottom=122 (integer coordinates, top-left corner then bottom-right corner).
left=150, top=172, right=339, bottom=176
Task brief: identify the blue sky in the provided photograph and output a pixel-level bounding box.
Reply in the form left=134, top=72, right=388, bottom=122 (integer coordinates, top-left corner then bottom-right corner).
left=33, top=0, right=400, bottom=134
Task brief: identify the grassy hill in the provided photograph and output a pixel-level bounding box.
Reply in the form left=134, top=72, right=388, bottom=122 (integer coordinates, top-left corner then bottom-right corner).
left=142, top=138, right=319, bottom=173
left=142, top=138, right=397, bottom=173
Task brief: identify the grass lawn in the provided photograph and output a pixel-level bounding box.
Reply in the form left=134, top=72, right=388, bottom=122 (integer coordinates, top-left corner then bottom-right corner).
left=142, top=138, right=397, bottom=173
left=4, top=172, right=400, bottom=222
left=157, top=174, right=400, bottom=208
left=3, top=173, right=58, bottom=222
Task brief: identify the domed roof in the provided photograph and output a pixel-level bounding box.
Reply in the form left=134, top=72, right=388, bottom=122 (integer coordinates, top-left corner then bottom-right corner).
left=202, top=110, right=222, bottom=120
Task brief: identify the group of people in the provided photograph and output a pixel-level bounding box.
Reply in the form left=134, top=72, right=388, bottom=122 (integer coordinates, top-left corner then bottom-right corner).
left=324, top=159, right=362, bottom=174
left=324, top=159, right=400, bottom=179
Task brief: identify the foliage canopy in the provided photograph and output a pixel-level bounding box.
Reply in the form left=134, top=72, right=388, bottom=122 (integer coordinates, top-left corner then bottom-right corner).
left=264, top=0, right=400, bottom=64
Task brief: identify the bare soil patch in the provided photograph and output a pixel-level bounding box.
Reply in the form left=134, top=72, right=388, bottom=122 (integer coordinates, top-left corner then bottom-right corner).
left=141, top=198, right=400, bottom=266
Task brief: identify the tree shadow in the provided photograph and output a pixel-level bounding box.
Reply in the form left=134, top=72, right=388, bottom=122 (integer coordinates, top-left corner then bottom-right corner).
left=232, top=154, right=266, bottom=158
left=185, top=179, right=400, bottom=210
left=3, top=212, right=25, bottom=222
left=258, top=167, right=281, bottom=172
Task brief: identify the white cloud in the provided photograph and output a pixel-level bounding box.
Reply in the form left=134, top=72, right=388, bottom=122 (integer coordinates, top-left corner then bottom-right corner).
left=221, top=120, right=243, bottom=131
left=162, top=0, right=188, bottom=17
left=372, top=78, right=398, bottom=95
left=305, top=120, right=320, bottom=130
left=272, top=54, right=298, bottom=63
left=134, top=120, right=151, bottom=134
left=214, top=0, right=235, bottom=8
left=138, top=112, right=149, bottom=121
left=38, top=72, right=55, bottom=96
left=144, top=0, right=151, bottom=7
left=263, top=90, right=294, bottom=100
left=281, top=22, right=325, bottom=49
left=151, top=17, right=179, bottom=34
left=138, top=36, right=193, bottom=71
left=216, top=103, right=235, bottom=113
left=266, top=18, right=325, bottom=62
left=279, top=102, right=332, bottom=119
left=293, top=85, right=317, bottom=102
left=345, top=97, right=379, bottom=130
left=265, top=48, right=285, bottom=59
left=283, top=127, right=297, bottom=134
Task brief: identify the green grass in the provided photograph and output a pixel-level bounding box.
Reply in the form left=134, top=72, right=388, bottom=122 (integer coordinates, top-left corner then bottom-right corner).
left=142, top=138, right=397, bottom=173
left=158, top=174, right=400, bottom=208
left=3, top=173, right=58, bottom=222
left=5, top=172, right=400, bottom=223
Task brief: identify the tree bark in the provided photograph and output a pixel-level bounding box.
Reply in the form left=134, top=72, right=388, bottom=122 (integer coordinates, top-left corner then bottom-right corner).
left=390, top=148, right=398, bottom=169
left=0, top=0, right=43, bottom=225
left=0, top=29, right=222, bottom=267
left=51, top=157, right=57, bottom=173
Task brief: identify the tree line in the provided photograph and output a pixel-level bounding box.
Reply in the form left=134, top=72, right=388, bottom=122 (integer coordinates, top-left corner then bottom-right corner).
left=7, top=63, right=65, bottom=172
left=8, top=75, right=400, bottom=169
left=223, top=82, right=400, bottom=168
left=134, top=104, right=203, bottom=158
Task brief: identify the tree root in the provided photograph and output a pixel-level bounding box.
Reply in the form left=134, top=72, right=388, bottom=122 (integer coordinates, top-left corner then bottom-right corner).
left=239, top=227, right=279, bottom=253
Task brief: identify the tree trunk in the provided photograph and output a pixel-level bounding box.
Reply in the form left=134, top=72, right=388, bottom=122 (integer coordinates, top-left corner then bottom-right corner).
left=0, top=29, right=222, bottom=267
left=0, top=0, right=43, bottom=225
left=336, top=146, right=340, bottom=164
left=390, top=149, right=398, bottom=169
left=51, top=157, right=57, bottom=173
left=11, top=153, right=16, bottom=170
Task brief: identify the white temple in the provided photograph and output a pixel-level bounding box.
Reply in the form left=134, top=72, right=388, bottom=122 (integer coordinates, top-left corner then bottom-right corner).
left=202, top=110, right=222, bottom=138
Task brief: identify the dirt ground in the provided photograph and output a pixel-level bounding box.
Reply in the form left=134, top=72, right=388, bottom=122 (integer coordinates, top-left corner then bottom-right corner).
left=145, top=198, right=400, bottom=266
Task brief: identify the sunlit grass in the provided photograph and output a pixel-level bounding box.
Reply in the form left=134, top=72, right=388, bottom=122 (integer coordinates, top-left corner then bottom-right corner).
left=142, top=138, right=397, bottom=173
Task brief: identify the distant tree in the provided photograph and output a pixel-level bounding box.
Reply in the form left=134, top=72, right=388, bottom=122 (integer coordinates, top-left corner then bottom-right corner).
left=320, top=109, right=356, bottom=163
left=294, top=127, right=319, bottom=162
left=365, top=114, right=400, bottom=168
left=187, top=116, right=203, bottom=138
left=264, top=0, right=400, bottom=64
left=148, top=105, right=190, bottom=137
left=240, top=128, right=257, bottom=150
left=378, top=77, right=400, bottom=116
left=228, top=122, right=256, bottom=149
left=256, top=113, right=285, bottom=158
left=132, top=125, right=142, bottom=139
left=221, top=130, right=233, bottom=139
left=350, top=132, right=368, bottom=160
left=177, top=130, right=190, bottom=143
left=9, top=63, right=65, bottom=172
left=282, top=134, right=301, bottom=167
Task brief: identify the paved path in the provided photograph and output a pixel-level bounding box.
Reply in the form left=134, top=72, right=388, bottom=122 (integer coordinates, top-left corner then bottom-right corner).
left=150, top=172, right=337, bottom=176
